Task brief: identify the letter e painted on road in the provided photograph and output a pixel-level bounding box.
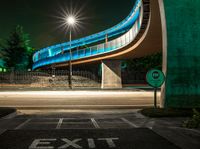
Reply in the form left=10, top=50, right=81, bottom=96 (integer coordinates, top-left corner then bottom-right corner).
left=29, top=139, right=56, bottom=149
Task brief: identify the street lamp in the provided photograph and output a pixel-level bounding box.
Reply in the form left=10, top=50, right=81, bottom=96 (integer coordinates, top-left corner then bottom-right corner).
left=66, top=15, right=76, bottom=89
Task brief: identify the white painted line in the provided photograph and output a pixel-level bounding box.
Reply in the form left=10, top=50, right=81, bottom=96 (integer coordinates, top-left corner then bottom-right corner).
left=91, top=118, right=100, bottom=128
left=121, top=118, right=139, bottom=128
left=56, top=118, right=63, bottom=129
left=0, top=129, right=6, bottom=135
left=145, top=121, right=155, bottom=129
left=135, top=113, right=146, bottom=118
left=15, top=119, right=31, bottom=130
left=2, top=111, right=17, bottom=119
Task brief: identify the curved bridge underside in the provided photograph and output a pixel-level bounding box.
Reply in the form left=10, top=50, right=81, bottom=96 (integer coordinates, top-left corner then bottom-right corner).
left=32, top=0, right=162, bottom=70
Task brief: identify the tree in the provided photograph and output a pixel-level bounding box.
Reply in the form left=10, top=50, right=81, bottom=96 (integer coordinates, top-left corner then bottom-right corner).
left=125, top=52, right=162, bottom=71
left=0, top=39, right=6, bottom=67
left=2, top=25, right=33, bottom=70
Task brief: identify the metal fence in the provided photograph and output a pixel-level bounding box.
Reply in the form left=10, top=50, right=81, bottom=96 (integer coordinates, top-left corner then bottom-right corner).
left=122, top=71, right=147, bottom=85
left=0, top=70, right=147, bottom=88
left=0, top=70, right=101, bottom=88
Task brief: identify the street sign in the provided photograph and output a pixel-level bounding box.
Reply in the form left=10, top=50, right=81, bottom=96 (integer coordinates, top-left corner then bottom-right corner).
left=146, top=69, right=165, bottom=88
left=146, top=69, right=165, bottom=108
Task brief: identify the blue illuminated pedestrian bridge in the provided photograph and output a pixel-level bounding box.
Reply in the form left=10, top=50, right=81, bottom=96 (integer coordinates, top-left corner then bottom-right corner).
left=32, top=0, right=162, bottom=88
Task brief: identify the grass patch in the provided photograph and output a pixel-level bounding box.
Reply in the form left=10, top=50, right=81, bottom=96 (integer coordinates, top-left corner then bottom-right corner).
left=183, top=109, right=200, bottom=129
left=0, top=107, right=16, bottom=118
left=140, top=108, right=194, bottom=118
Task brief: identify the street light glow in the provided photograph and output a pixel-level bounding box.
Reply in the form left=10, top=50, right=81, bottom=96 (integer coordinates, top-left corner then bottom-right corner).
left=53, top=2, right=89, bottom=34
left=66, top=16, right=76, bottom=25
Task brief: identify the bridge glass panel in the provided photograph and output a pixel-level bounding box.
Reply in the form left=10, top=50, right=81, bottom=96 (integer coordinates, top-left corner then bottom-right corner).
left=78, top=49, right=84, bottom=58
left=98, top=44, right=104, bottom=53
left=126, top=32, right=130, bottom=44
left=121, top=35, right=126, bottom=46
left=129, top=28, right=133, bottom=41
left=116, top=38, right=122, bottom=48
left=110, top=40, right=115, bottom=51
left=91, top=46, right=98, bottom=55
left=85, top=48, right=91, bottom=56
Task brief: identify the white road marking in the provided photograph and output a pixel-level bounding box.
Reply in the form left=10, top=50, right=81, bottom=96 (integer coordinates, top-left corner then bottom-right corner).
left=2, top=111, right=17, bottom=119
left=29, top=138, right=120, bottom=149
left=91, top=118, right=100, bottom=128
left=87, top=138, right=96, bottom=148
left=56, top=118, right=63, bottom=129
left=145, top=121, right=155, bottom=129
left=29, top=139, right=56, bottom=149
left=135, top=113, right=146, bottom=118
left=15, top=119, right=31, bottom=130
left=121, top=118, right=139, bottom=128
left=0, top=129, right=6, bottom=135
left=58, top=138, right=82, bottom=149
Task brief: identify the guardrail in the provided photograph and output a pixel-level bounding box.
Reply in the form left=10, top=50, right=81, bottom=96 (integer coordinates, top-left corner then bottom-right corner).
left=0, top=70, right=100, bottom=88
left=0, top=70, right=147, bottom=88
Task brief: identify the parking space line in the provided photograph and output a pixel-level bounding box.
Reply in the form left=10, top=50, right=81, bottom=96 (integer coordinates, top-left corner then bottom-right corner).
left=15, top=119, right=31, bottom=130
left=91, top=118, right=100, bottom=128
left=56, top=118, right=63, bottom=129
left=121, top=118, right=139, bottom=128
left=0, top=129, right=6, bottom=135
left=145, top=121, right=155, bottom=129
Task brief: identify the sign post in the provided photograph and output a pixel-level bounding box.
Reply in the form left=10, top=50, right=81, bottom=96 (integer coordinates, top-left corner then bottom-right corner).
left=146, top=69, right=165, bottom=108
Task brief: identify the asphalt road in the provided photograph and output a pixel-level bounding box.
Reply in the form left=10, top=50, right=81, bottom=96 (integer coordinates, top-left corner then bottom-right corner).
left=0, top=91, right=160, bottom=109
left=0, top=129, right=179, bottom=149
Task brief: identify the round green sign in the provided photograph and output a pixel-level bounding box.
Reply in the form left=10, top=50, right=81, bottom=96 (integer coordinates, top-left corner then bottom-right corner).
left=146, top=69, right=165, bottom=88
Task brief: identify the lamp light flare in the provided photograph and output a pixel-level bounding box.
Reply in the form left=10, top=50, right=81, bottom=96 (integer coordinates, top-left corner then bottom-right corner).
left=52, top=2, right=89, bottom=36
left=66, top=16, right=76, bottom=25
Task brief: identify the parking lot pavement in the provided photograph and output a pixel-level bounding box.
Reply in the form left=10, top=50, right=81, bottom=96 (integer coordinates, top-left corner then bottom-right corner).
left=0, top=129, right=180, bottom=149
left=0, top=117, right=140, bottom=130
left=0, top=110, right=199, bottom=149
left=0, top=129, right=6, bottom=135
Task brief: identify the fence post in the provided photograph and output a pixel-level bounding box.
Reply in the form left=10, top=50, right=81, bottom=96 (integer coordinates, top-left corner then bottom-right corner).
left=52, top=67, right=55, bottom=78
left=10, top=67, right=14, bottom=83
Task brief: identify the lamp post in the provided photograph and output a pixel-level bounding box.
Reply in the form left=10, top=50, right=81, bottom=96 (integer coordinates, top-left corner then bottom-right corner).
left=66, top=16, right=76, bottom=89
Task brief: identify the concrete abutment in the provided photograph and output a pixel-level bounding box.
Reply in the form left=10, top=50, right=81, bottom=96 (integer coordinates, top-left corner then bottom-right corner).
left=101, top=60, right=122, bottom=89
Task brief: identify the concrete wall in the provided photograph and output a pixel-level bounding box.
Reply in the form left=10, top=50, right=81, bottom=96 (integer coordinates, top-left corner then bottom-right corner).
left=161, top=0, right=200, bottom=108
left=101, top=60, right=122, bottom=89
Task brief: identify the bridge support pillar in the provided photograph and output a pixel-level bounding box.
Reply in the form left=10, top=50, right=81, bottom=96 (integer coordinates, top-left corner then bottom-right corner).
left=159, top=0, right=200, bottom=108
left=101, top=60, right=122, bottom=89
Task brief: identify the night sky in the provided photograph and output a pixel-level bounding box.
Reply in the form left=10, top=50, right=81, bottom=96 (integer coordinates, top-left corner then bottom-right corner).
left=0, top=0, right=136, bottom=49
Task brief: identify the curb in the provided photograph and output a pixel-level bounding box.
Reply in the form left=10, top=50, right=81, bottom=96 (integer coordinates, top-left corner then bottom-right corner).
left=7, top=105, right=153, bottom=110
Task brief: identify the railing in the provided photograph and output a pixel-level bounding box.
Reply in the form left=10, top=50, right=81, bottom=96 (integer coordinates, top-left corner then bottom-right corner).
left=122, top=71, right=147, bottom=85
left=0, top=70, right=147, bottom=88
left=0, top=70, right=101, bottom=88
left=32, top=0, right=143, bottom=70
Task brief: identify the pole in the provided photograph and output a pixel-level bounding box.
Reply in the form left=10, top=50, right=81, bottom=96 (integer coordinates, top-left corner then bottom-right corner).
left=69, top=29, right=73, bottom=89
left=105, top=34, right=108, bottom=43
left=154, top=88, right=157, bottom=108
